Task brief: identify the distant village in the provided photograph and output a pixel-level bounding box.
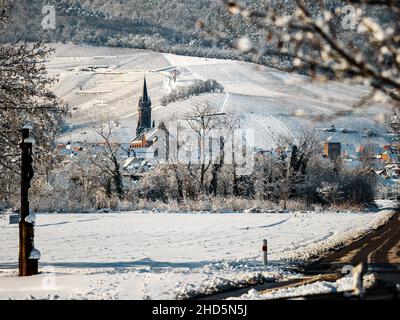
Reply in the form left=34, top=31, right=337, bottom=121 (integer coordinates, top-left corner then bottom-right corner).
left=56, top=78, right=400, bottom=201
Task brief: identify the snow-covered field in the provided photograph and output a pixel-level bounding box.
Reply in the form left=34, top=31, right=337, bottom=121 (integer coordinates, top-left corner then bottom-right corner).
left=49, top=44, right=393, bottom=151
left=0, top=205, right=395, bottom=300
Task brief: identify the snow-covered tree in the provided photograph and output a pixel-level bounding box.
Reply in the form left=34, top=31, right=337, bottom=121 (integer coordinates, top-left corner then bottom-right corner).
left=0, top=5, right=67, bottom=208
left=218, top=0, right=400, bottom=109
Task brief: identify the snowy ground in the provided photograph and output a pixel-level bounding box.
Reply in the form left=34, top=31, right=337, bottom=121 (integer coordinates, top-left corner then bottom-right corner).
left=48, top=44, right=393, bottom=151
left=0, top=204, right=395, bottom=300
left=230, top=274, right=377, bottom=300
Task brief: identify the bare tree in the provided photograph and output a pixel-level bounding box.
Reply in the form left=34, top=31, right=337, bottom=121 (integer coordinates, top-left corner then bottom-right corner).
left=209, top=113, right=241, bottom=196
left=86, top=120, right=124, bottom=199
left=184, top=103, right=226, bottom=190
left=158, top=118, right=186, bottom=202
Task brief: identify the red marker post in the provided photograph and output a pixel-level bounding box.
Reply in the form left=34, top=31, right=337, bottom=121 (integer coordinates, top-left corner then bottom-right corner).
left=262, top=239, right=268, bottom=265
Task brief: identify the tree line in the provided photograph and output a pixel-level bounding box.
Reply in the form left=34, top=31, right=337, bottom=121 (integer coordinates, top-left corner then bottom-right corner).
left=20, top=104, right=375, bottom=213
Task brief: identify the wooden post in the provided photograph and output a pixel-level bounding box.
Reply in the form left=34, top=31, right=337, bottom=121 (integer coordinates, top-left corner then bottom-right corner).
left=19, top=124, right=38, bottom=276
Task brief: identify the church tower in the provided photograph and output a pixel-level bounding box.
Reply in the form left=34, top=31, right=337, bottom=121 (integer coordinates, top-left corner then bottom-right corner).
left=136, top=77, right=152, bottom=136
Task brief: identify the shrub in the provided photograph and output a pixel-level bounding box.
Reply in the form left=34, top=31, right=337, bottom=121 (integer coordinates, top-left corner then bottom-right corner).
left=161, top=79, right=224, bottom=105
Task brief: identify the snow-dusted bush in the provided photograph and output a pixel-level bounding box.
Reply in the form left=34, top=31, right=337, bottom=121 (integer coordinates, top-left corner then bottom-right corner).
left=317, top=182, right=343, bottom=205
left=111, top=195, right=306, bottom=213
left=339, top=170, right=375, bottom=205
left=161, top=80, right=224, bottom=106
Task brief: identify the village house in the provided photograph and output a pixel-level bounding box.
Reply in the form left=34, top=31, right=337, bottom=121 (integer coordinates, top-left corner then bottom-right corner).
left=323, top=136, right=341, bottom=161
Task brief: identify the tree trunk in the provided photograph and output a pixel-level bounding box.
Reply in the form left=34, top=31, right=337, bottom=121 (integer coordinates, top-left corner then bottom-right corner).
left=112, top=160, right=123, bottom=199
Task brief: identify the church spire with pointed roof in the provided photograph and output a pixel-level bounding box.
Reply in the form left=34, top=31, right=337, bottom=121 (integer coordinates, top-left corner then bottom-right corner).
left=136, top=76, right=152, bottom=136
left=142, top=76, right=149, bottom=102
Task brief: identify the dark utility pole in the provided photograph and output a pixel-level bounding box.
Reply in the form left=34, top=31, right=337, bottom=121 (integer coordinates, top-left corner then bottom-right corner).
left=19, top=124, right=38, bottom=276
left=210, top=136, right=225, bottom=196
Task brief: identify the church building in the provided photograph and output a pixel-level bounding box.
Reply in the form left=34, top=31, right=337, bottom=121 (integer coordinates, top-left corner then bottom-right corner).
left=130, top=77, right=159, bottom=158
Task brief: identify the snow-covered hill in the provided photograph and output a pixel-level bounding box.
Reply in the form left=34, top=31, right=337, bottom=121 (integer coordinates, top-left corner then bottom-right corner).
left=49, top=44, right=393, bottom=151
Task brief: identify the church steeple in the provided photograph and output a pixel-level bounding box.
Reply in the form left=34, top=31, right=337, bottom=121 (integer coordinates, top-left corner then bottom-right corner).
left=142, top=77, right=149, bottom=102
left=136, top=76, right=152, bottom=136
